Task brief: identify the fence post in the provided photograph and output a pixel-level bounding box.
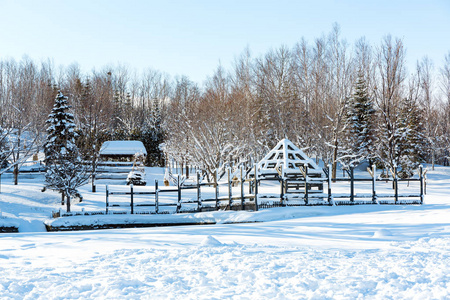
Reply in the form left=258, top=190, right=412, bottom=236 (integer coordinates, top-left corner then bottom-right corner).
left=419, top=165, right=424, bottom=204
left=228, top=167, right=232, bottom=209
left=254, top=164, right=259, bottom=211
left=394, top=165, right=398, bottom=204
left=177, top=174, right=181, bottom=213
left=304, top=166, right=309, bottom=205
left=372, top=164, right=377, bottom=204
left=197, top=172, right=202, bottom=212
left=328, top=164, right=332, bottom=205
left=155, top=179, right=159, bottom=214
left=130, top=184, right=134, bottom=214
left=105, top=185, right=109, bottom=214
left=240, top=165, right=245, bottom=210
left=280, top=164, right=285, bottom=206
left=350, top=166, right=354, bottom=203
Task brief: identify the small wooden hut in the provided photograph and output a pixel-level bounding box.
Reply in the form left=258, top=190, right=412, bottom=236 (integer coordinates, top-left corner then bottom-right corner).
left=99, top=141, right=147, bottom=161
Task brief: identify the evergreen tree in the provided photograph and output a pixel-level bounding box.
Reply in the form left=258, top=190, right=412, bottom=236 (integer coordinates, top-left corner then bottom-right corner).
left=44, top=91, right=89, bottom=212
left=142, top=98, right=165, bottom=166
left=396, top=97, right=427, bottom=178
left=342, top=72, right=376, bottom=167
left=0, top=127, right=9, bottom=169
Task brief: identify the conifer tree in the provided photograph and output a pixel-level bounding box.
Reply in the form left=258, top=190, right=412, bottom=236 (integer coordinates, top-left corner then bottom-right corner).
left=44, top=91, right=89, bottom=212
left=0, top=126, right=9, bottom=169
left=342, top=72, right=376, bottom=167
left=396, top=97, right=427, bottom=178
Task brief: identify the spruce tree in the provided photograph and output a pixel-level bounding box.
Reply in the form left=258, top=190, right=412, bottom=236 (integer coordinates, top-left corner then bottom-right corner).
left=344, top=72, right=376, bottom=167
left=142, top=98, right=164, bottom=166
left=396, top=97, right=427, bottom=178
left=0, top=127, right=9, bottom=169
left=44, top=91, right=89, bottom=212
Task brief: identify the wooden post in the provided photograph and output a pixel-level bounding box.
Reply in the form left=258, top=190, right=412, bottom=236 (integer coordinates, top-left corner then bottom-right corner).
left=130, top=184, right=134, bottom=214
left=240, top=165, right=245, bottom=210
left=328, top=164, right=332, bottom=205
left=424, top=169, right=427, bottom=195
left=197, top=172, right=202, bottom=212
left=155, top=179, right=159, bottom=214
left=304, top=166, right=309, bottom=205
left=419, top=165, right=424, bottom=204
left=106, top=185, right=109, bottom=214
left=177, top=175, right=181, bottom=213
left=254, top=164, right=259, bottom=211
left=215, top=169, right=219, bottom=210
left=228, top=167, right=232, bottom=209
left=372, top=164, right=377, bottom=204
left=394, top=165, right=398, bottom=204
left=350, top=166, right=354, bottom=203
left=280, top=165, right=285, bottom=206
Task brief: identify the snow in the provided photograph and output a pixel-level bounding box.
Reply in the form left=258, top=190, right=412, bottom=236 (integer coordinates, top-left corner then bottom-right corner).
left=99, top=140, right=148, bottom=156
left=0, top=165, right=449, bottom=298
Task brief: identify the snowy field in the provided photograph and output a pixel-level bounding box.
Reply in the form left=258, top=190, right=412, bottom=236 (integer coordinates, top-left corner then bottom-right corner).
left=0, top=166, right=449, bottom=299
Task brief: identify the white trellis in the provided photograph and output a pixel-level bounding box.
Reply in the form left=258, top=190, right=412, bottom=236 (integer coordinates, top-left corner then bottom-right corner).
left=257, top=138, right=324, bottom=179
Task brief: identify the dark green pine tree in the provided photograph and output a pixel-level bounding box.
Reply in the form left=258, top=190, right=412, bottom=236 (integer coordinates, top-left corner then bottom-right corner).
left=142, top=98, right=165, bottom=166
left=0, top=127, right=9, bottom=169
left=345, top=71, right=377, bottom=166
left=395, top=97, right=427, bottom=178
left=44, top=91, right=89, bottom=212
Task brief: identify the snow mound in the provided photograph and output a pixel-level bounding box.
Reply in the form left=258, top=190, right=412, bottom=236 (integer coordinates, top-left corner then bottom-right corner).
left=373, top=229, right=393, bottom=238
left=201, top=235, right=222, bottom=247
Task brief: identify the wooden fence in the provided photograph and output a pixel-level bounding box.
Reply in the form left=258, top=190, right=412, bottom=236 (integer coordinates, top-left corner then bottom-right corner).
left=100, top=164, right=424, bottom=215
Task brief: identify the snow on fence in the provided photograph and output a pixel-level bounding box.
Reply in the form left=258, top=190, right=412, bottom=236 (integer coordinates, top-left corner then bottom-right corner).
left=53, top=164, right=425, bottom=218
left=104, top=169, right=259, bottom=215
left=325, top=164, right=425, bottom=205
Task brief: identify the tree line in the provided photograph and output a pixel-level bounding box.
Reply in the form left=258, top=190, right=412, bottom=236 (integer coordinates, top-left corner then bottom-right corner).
left=1, top=25, right=450, bottom=182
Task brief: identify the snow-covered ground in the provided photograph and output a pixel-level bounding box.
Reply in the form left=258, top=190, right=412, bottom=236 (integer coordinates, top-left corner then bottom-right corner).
left=0, top=166, right=449, bottom=299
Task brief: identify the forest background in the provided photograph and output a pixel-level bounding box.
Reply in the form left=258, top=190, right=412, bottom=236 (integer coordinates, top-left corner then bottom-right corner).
left=1, top=25, right=450, bottom=181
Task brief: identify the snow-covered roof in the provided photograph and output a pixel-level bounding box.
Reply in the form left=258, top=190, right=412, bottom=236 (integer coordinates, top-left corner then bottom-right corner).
left=258, top=138, right=324, bottom=177
left=99, top=141, right=147, bottom=157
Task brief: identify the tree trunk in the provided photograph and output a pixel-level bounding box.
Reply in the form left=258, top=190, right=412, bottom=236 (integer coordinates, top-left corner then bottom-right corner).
left=61, top=191, right=65, bottom=205
left=66, top=193, right=71, bottom=212
left=432, top=149, right=435, bottom=171
left=13, top=165, right=19, bottom=185
left=91, top=151, right=96, bottom=192
left=332, top=138, right=338, bottom=180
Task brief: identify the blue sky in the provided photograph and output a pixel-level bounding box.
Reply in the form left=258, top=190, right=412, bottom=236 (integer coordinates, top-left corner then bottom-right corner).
left=0, top=0, right=449, bottom=83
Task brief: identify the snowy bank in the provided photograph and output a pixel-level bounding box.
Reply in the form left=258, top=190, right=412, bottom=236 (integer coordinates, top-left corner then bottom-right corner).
left=44, top=210, right=253, bottom=231
left=0, top=217, right=20, bottom=232
left=43, top=207, right=328, bottom=231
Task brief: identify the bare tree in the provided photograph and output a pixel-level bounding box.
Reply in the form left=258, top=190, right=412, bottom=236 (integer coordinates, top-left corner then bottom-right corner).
left=373, top=36, right=406, bottom=171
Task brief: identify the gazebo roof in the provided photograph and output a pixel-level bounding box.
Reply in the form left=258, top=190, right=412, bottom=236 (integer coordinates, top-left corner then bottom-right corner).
left=257, top=138, right=324, bottom=177
left=99, top=141, right=147, bottom=157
